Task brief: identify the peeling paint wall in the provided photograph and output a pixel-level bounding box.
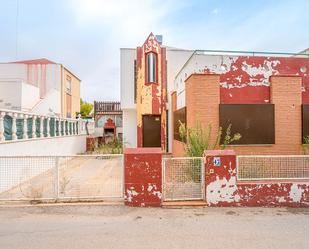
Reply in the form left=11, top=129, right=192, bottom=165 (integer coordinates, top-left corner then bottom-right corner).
left=175, top=54, right=309, bottom=108
left=124, top=148, right=162, bottom=207
left=204, top=150, right=309, bottom=207
left=136, top=33, right=167, bottom=150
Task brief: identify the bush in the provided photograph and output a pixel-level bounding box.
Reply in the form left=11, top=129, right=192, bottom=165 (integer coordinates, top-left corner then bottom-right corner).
left=95, top=138, right=123, bottom=154
left=179, top=120, right=241, bottom=157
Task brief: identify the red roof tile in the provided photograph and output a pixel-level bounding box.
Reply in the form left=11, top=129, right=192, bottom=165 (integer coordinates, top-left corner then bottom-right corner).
left=10, top=58, right=57, bottom=64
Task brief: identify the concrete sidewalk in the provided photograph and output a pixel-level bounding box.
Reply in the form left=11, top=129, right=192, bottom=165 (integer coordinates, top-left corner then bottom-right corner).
left=0, top=204, right=308, bottom=249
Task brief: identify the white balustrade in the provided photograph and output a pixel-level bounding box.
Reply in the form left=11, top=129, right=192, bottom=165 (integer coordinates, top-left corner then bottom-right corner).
left=0, top=108, right=88, bottom=142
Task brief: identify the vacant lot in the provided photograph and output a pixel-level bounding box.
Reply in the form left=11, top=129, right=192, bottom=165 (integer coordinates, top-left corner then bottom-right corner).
left=0, top=204, right=308, bottom=249
left=0, top=156, right=123, bottom=200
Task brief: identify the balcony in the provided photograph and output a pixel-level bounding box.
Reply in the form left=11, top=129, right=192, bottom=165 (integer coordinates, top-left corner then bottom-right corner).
left=94, top=101, right=122, bottom=114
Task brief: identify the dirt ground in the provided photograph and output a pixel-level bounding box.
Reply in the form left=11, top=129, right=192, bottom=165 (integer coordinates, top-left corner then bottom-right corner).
left=0, top=156, right=123, bottom=200
left=0, top=204, right=308, bottom=249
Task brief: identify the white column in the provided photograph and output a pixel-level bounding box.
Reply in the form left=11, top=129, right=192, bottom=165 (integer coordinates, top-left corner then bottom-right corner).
left=32, top=115, right=36, bottom=138
left=0, top=111, right=5, bottom=142
left=23, top=114, right=28, bottom=139
left=40, top=116, right=44, bottom=137
left=77, top=114, right=82, bottom=135
left=11, top=112, right=17, bottom=140
left=46, top=117, right=50, bottom=137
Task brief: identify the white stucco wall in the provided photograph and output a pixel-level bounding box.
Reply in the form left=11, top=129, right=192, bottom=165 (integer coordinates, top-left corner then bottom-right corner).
left=0, top=135, right=87, bottom=156
left=21, top=82, right=40, bottom=111
left=0, top=63, right=26, bottom=79
left=120, top=48, right=136, bottom=110
left=0, top=63, right=62, bottom=114
left=174, top=53, right=247, bottom=109
left=122, top=109, right=137, bottom=148
left=31, top=88, right=61, bottom=116
left=165, top=48, right=193, bottom=152
left=0, top=80, right=22, bottom=110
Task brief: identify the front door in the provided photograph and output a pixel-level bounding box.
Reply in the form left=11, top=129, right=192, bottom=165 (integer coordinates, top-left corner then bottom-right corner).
left=142, top=115, right=161, bottom=147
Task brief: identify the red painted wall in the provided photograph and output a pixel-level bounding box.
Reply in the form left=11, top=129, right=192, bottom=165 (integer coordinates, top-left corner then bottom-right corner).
left=136, top=33, right=167, bottom=150
left=200, top=56, right=309, bottom=104
left=124, top=148, right=162, bottom=207
left=204, top=150, right=309, bottom=207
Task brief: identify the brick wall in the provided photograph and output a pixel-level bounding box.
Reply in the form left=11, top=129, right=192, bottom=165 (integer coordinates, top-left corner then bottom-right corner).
left=179, top=74, right=304, bottom=155
left=232, top=76, right=302, bottom=155
left=186, top=74, right=220, bottom=150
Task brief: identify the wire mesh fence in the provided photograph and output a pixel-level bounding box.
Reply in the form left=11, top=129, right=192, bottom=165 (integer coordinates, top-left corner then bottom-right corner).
left=162, top=157, right=204, bottom=201
left=0, top=155, right=123, bottom=202
left=237, top=156, right=309, bottom=180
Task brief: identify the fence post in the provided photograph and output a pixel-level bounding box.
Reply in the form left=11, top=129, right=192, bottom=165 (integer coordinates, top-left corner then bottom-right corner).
left=0, top=111, right=5, bottom=142
left=11, top=112, right=17, bottom=140
left=23, top=114, right=28, bottom=139
left=46, top=117, right=50, bottom=137
left=124, top=148, right=162, bottom=207
left=54, top=157, right=59, bottom=201
left=40, top=116, right=44, bottom=137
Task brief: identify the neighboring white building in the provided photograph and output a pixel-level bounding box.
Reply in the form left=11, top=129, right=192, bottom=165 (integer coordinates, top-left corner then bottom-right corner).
left=0, top=58, right=81, bottom=118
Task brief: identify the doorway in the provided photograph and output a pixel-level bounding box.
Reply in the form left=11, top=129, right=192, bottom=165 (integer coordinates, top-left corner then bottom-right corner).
left=142, top=115, right=161, bottom=147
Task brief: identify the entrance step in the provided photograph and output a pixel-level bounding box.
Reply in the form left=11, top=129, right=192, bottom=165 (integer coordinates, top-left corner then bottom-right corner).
left=162, top=200, right=207, bottom=208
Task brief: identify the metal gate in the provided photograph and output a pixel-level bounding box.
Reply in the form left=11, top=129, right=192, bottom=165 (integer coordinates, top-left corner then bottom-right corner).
left=162, top=157, right=205, bottom=201
left=0, top=155, right=124, bottom=202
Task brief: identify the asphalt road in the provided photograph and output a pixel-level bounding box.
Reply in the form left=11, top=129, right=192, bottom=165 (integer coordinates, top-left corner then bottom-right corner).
left=0, top=204, right=308, bottom=249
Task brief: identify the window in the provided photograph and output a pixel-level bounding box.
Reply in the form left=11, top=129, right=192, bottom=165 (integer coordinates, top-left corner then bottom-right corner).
left=219, top=104, right=275, bottom=145
left=146, top=52, right=157, bottom=83
left=66, top=75, right=72, bottom=95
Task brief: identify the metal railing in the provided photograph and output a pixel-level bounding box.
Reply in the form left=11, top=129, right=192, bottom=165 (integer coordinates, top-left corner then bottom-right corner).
left=0, top=155, right=124, bottom=201
left=237, top=155, right=309, bottom=181
left=94, top=101, right=121, bottom=113
left=162, top=157, right=204, bottom=201
left=0, top=108, right=93, bottom=142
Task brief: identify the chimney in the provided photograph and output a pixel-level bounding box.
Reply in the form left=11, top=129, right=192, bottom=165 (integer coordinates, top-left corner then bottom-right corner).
left=155, top=35, right=163, bottom=45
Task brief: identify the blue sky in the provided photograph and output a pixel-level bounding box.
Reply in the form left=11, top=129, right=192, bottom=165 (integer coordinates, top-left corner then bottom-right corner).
left=1, top=0, right=309, bottom=102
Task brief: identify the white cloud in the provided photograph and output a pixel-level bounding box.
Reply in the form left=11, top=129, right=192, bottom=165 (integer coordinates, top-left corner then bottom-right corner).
left=67, top=0, right=189, bottom=102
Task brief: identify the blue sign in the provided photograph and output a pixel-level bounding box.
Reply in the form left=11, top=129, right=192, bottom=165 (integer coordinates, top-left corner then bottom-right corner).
left=213, top=157, right=221, bottom=167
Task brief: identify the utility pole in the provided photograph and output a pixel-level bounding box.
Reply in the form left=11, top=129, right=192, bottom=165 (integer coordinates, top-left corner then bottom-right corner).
left=15, top=0, right=19, bottom=60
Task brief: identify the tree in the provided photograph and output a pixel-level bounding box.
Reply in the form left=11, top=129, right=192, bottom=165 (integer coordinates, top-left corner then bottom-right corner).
left=77, top=99, right=93, bottom=118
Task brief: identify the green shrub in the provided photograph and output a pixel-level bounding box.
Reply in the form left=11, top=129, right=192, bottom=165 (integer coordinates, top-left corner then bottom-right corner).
left=179, top=120, right=241, bottom=157
left=304, top=136, right=309, bottom=144
left=95, top=138, right=123, bottom=154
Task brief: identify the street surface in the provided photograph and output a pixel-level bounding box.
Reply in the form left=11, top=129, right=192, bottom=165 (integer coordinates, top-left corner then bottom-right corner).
left=0, top=204, right=308, bottom=249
